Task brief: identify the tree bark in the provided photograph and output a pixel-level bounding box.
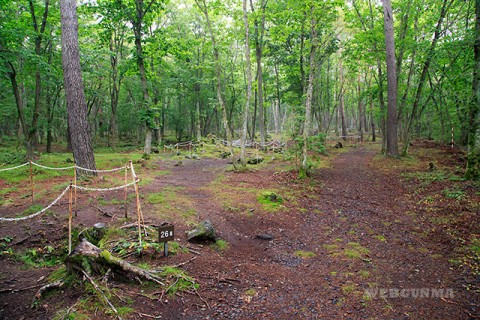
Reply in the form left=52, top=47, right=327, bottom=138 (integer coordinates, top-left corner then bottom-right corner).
left=241, top=0, right=252, bottom=167
left=466, top=0, right=480, bottom=180
left=251, top=0, right=267, bottom=148
left=302, top=6, right=317, bottom=174
left=60, top=0, right=96, bottom=173
left=382, top=0, right=399, bottom=157
left=338, top=60, right=347, bottom=140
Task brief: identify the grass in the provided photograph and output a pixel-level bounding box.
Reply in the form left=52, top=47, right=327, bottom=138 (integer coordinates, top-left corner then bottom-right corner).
left=212, top=239, right=229, bottom=251
left=17, top=246, right=64, bottom=268
left=159, top=266, right=199, bottom=296
left=245, top=288, right=256, bottom=296
left=257, top=191, right=284, bottom=212
left=295, top=250, right=316, bottom=258
left=344, top=242, right=370, bottom=260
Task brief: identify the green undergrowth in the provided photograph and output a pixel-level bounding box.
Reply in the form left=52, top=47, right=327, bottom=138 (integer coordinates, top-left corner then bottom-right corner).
left=212, top=239, right=229, bottom=251
left=160, top=266, right=199, bottom=296
left=146, top=186, right=198, bottom=225
left=295, top=250, right=316, bottom=258
left=98, top=227, right=186, bottom=257
left=257, top=191, right=284, bottom=212
left=17, top=245, right=64, bottom=268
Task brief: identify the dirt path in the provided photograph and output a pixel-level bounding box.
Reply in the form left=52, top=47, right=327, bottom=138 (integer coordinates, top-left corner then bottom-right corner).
left=0, top=145, right=476, bottom=319
left=139, top=146, right=472, bottom=319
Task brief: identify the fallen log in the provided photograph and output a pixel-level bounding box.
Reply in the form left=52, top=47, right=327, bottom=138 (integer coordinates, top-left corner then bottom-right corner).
left=66, top=239, right=165, bottom=286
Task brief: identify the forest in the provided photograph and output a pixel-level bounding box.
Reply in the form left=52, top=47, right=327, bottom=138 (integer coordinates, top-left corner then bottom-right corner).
left=0, top=0, right=478, bottom=176
left=0, top=0, right=479, bottom=319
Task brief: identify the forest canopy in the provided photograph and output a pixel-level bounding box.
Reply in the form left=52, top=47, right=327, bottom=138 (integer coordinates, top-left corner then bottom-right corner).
left=0, top=0, right=478, bottom=176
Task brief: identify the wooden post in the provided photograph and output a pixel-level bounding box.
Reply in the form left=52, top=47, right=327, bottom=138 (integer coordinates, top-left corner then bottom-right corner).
left=29, top=161, right=34, bottom=204
left=73, top=164, right=77, bottom=217
left=130, top=161, right=142, bottom=245
left=124, top=164, right=128, bottom=218
left=451, top=127, right=454, bottom=148
left=68, top=182, right=73, bottom=254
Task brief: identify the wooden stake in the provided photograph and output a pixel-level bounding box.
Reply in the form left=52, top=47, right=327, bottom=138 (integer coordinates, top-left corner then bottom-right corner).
left=73, top=164, right=77, bottom=217
left=451, top=127, right=454, bottom=148
left=29, top=161, right=34, bottom=204
left=130, top=161, right=142, bottom=245
left=124, top=164, right=128, bottom=218
left=68, top=183, right=73, bottom=254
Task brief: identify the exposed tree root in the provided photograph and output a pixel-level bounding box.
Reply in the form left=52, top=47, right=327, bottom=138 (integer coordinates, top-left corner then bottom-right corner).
left=31, top=280, right=64, bottom=308
left=66, top=239, right=165, bottom=286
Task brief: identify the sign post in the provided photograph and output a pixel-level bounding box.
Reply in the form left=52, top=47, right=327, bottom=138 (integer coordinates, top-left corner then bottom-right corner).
left=158, top=224, right=174, bottom=256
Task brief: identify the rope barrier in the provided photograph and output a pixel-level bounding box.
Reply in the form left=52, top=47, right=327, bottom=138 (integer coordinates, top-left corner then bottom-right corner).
left=30, top=162, right=75, bottom=171
left=74, top=180, right=138, bottom=192
left=75, top=165, right=127, bottom=173
left=0, top=161, right=128, bottom=173
left=0, top=185, right=70, bottom=222
left=0, top=162, right=29, bottom=172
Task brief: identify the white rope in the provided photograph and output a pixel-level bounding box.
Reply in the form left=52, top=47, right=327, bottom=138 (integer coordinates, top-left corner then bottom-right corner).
left=0, top=185, right=70, bottom=222
left=0, top=162, right=29, bottom=172
left=74, top=180, right=137, bottom=192
left=76, top=165, right=127, bottom=173
left=31, top=162, right=75, bottom=171
left=31, top=161, right=127, bottom=173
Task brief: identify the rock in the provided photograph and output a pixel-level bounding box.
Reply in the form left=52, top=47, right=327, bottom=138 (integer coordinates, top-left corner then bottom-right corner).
left=220, top=152, right=231, bottom=159
left=187, top=220, right=217, bottom=242
left=247, top=157, right=263, bottom=165
left=78, top=223, right=107, bottom=245
left=174, top=161, right=183, bottom=166
left=334, top=142, right=343, bottom=148
left=185, top=154, right=200, bottom=160
left=255, top=234, right=273, bottom=241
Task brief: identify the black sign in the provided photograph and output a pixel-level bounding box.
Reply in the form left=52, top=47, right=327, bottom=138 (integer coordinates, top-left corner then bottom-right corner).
left=158, top=225, right=174, bottom=243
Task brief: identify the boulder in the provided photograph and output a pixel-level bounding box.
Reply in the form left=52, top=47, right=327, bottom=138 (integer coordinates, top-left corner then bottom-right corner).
left=247, top=157, right=263, bottom=165
left=187, top=220, right=217, bottom=242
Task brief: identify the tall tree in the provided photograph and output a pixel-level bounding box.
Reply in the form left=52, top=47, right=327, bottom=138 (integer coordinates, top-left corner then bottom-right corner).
left=116, top=0, right=163, bottom=155
left=403, top=0, right=453, bottom=152
left=302, top=4, right=318, bottom=174
left=60, top=0, right=96, bottom=172
left=466, top=0, right=480, bottom=180
left=251, top=0, right=267, bottom=148
left=194, top=0, right=236, bottom=168
left=241, top=0, right=252, bottom=167
left=382, top=0, right=399, bottom=156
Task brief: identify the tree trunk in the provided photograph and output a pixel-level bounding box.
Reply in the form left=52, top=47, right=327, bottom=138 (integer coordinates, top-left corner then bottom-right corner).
left=60, top=0, right=96, bottom=173
left=357, top=73, right=364, bottom=142
left=195, top=0, right=236, bottom=168
left=302, top=6, right=317, bottom=174
left=251, top=0, right=267, bottom=148
left=338, top=60, right=347, bottom=140
left=466, top=0, right=480, bottom=180
left=404, top=0, right=453, bottom=152
left=241, top=0, right=252, bottom=167
left=382, top=0, right=399, bottom=157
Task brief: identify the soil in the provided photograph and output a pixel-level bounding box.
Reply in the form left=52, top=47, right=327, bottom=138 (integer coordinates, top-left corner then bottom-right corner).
left=0, top=142, right=478, bottom=319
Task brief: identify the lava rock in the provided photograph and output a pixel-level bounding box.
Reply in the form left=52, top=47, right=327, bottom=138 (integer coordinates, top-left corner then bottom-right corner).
left=255, top=234, right=273, bottom=241
left=187, top=220, right=217, bottom=242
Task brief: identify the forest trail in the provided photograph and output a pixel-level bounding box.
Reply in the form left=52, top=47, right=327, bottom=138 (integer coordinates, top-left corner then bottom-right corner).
left=0, top=144, right=476, bottom=319
left=139, top=145, right=473, bottom=319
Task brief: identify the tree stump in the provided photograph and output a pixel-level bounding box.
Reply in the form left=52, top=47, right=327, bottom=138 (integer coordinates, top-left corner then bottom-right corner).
left=66, top=239, right=164, bottom=285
